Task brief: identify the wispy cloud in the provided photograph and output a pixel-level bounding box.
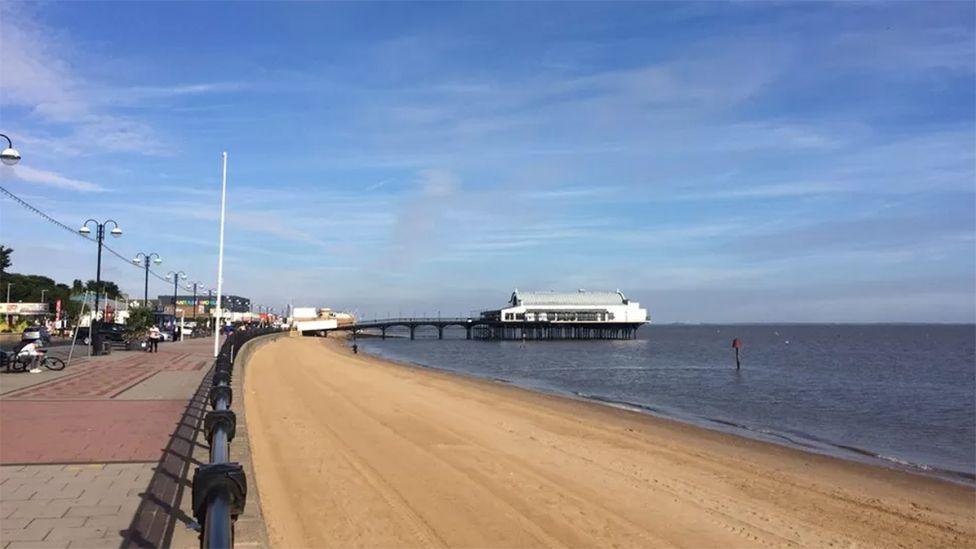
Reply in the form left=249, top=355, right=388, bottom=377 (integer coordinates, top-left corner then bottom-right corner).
left=2, top=165, right=104, bottom=192
left=0, top=5, right=239, bottom=157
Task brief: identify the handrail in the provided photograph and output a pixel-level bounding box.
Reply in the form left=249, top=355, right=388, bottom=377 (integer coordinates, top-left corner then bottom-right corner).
left=192, top=326, right=281, bottom=548
left=346, top=317, right=476, bottom=325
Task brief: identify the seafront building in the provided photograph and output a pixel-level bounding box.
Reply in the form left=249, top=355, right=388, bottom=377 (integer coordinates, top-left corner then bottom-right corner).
left=157, top=294, right=251, bottom=317
left=478, top=289, right=648, bottom=340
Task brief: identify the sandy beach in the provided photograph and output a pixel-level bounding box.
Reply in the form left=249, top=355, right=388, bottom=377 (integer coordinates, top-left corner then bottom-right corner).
left=244, top=336, right=975, bottom=548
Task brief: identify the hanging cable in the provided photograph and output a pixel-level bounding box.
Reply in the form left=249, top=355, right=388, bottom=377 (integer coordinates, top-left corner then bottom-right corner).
left=0, top=184, right=190, bottom=285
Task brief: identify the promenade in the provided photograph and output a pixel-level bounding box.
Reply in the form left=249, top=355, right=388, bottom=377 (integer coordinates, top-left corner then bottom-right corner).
left=0, top=338, right=268, bottom=548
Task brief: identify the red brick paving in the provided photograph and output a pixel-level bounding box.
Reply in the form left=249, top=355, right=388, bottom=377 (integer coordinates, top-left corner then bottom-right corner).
left=0, top=338, right=223, bottom=548
left=0, top=339, right=215, bottom=464
left=0, top=400, right=188, bottom=464
left=3, top=366, right=160, bottom=400
left=4, top=347, right=210, bottom=401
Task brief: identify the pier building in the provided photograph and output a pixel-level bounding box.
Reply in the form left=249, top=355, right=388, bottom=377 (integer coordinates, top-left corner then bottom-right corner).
left=477, top=289, right=648, bottom=340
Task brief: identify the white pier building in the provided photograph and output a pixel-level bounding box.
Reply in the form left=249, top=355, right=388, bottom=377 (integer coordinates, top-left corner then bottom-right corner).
left=479, top=289, right=648, bottom=340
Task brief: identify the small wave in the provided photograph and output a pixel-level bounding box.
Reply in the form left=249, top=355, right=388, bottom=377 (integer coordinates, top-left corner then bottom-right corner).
left=573, top=392, right=662, bottom=415
left=534, top=366, right=651, bottom=372
left=878, top=455, right=932, bottom=471
left=835, top=447, right=974, bottom=482
left=703, top=418, right=821, bottom=449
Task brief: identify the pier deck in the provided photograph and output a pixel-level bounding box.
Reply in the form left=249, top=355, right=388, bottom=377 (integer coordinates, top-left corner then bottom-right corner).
left=334, top=317, right=643, bottom=340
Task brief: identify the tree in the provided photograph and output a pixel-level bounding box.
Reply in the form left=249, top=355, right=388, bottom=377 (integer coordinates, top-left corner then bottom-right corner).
left=83, top=279, right=122, bottom=299
left=0, top=245, right=11, bottom=276
left=72, top=279, right=84, bottom=293
left=125, top=306, right=155, bottom=338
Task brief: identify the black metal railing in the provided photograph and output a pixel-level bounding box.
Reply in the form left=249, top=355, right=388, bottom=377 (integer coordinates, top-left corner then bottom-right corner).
left=192, top=327, right=280, bottom=548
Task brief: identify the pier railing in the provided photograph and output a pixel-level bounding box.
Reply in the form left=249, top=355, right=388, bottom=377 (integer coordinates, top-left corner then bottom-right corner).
left=192, top=326, right=281, bottom=548
left=348, top=317, right=474, bottom=325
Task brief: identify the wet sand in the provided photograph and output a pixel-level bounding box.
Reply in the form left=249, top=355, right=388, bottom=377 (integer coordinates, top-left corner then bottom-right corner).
left=245, top=336, right=975, bottom=548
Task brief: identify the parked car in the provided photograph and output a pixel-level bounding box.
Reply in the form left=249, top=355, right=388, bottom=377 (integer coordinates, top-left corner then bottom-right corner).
left=74, top=324, right=127, bottom=346
left=22, top=325, right=51, bottom=343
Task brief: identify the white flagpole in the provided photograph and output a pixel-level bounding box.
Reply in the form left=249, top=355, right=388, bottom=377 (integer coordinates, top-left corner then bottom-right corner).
left=213, top=152, right=228, bottom=357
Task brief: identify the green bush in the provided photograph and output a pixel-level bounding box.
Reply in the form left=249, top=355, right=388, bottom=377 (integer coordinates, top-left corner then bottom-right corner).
left=0, top=319, right=30, bottom=333
left=125, top=306, right=155, bottom=339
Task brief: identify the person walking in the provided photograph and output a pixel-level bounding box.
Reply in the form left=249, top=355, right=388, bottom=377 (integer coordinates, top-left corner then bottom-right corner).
left=148, top=324, right=161, bottom=353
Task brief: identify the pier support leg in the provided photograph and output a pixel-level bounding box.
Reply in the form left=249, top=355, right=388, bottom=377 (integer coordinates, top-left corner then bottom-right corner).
left=438, top=326, right=443, bottom=340
left=409, top=326, right=415, bottom=340
left=381, top=327, right=386, bottom=340
left=465, top=327, right=471, bottom=340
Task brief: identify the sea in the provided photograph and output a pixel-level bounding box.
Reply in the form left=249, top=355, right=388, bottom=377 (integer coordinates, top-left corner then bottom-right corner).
left=355, top=324, right=976, bottom=484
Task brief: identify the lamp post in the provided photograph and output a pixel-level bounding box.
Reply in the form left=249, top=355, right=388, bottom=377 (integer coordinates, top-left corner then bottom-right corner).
left=166, top=271, right=186, bottom=317
left=206, top=288, right=216, bottom=328
left=79, top=219, right=122, bottom=322
left=4, top=282, right=11, bottom=327
left=0, top=134, right=21, bottom=166
left=186, top=281, right=203, bottom=319
left=132, top=252, right=162, bottom=307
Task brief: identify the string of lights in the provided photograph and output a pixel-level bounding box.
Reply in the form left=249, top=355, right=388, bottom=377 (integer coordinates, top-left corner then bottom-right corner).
left=0, top=184, right=196, bottom=290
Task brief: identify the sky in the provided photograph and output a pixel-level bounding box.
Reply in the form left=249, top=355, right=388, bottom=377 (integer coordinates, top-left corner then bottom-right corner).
left=0, top=1, right=973, bottom=322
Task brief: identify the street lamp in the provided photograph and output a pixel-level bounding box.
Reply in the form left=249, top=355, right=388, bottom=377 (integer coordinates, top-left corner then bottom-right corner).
left=185, top=281, right=203, bottom=319
left=132, top=252, right=162, bottom=307
left=0, top=134, right=20, bottom=166
left=205, top=288, right=216, bottom=327
left=4, top=283, right=11, bottom=326
left=79, top=219, right=122, bottom=322
left=165, top=271, right=186, bottom=317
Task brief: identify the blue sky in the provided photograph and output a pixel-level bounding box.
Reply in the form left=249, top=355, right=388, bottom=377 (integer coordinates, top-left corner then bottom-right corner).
left=0, top=1, right=973, bottom=322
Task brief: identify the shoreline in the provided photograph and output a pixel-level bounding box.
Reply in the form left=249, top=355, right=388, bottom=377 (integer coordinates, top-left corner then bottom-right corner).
left=246, top=335, right=975, bottom=548
left=352, top=337, right=975, bottom=486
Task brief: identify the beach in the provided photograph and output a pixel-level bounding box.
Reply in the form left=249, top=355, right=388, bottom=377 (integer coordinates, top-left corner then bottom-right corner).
left=244, top=336, right=975, bottom=548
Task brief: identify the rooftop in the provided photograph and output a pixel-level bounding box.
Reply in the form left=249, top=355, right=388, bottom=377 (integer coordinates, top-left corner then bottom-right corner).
left=510, top=289, right=630, bottom=306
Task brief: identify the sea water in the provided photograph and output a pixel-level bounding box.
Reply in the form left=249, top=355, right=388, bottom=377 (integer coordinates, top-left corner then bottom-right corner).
left=356, top=324, right=975, bottom=483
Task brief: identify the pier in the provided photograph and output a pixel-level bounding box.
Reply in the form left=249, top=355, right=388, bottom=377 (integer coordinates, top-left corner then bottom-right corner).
left=329, top=289, right=649, bottom=341
left=334, top=317, right=643, bottom=340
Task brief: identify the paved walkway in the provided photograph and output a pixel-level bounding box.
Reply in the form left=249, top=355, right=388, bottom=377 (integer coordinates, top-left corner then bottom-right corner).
left=0, top=338, right=245, bottom=548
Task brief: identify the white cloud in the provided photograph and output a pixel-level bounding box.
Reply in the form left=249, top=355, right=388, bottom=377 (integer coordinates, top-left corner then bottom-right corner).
left=417, top=169, right=459, bottom=197
left=0, top=5, right=239, bottom=157
left=2, top=165, right=104, bottom=192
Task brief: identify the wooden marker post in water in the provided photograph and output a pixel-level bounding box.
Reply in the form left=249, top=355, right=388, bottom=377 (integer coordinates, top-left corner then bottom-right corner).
left=732, top=338, right=742, bottom=369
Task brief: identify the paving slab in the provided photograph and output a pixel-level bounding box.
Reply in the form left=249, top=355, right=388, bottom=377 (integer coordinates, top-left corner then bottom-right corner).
left=0, top=359, right=91, bottom=396
left=114, top=370, right=209, bottom=400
